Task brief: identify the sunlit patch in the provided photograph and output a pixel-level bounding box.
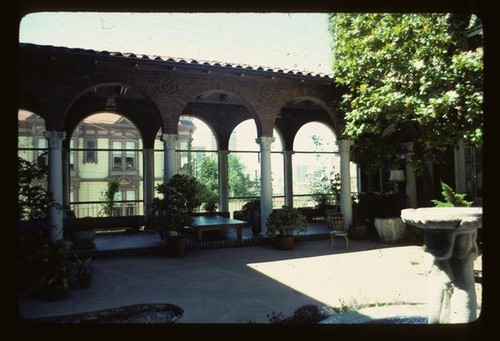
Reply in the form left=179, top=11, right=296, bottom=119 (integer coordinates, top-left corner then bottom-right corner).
left=247, top=246, right=428, bottom=308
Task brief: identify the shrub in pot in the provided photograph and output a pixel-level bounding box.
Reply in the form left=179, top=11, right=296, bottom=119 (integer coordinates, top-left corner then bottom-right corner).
left=241, top=199, right=261, bottom=235
left=17, top=156, right=71, bottom=300
left=146, top=174, right=202, bottom=257
left=266, top=205, right=308, bottom=250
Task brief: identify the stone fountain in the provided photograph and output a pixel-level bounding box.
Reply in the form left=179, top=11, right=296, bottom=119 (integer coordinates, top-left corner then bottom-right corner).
left=401, top=207, right=482, bottom=324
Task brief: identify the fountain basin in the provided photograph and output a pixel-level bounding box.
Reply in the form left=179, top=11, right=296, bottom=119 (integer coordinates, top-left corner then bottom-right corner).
left=26, top=303, right=184, bottom=323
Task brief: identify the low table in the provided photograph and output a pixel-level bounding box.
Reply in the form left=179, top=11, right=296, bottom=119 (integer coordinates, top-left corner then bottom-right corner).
left=191, top=215, right=248, bottom=240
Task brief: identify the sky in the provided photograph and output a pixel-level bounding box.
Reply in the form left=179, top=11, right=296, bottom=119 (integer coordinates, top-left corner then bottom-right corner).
left=19, top=12, right=334, bottom=75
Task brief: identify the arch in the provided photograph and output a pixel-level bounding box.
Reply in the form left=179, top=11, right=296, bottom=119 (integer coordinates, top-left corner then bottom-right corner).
left=69, top=112, right=144, bottom=217
left=293, top=121, right=338, bottom=152
left=175, top=115, right=220, bottom=209
left=65, top=82, right=161, bottom=149
left=229, top=119, right=260, bottom=152
left=184, top=87, right=263, bottom=137
left=178, top=115, right=219, bottom=151
left=18, top=91, right=42, bottom=117
left=292, top=121, right=341, bottom=207
left=274, top=96, right=340, bottom=151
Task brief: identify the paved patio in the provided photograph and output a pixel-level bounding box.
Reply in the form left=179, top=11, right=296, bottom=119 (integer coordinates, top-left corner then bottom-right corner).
left=15, top=223, right=483, bottom=327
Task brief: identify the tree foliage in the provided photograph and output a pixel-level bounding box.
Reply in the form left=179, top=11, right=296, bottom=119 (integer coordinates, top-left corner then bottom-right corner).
left=18, top=156, right=53, bottom=222
left=329, top=13, right=483, bottom=174
left=228, top=154, right=260, bottom=197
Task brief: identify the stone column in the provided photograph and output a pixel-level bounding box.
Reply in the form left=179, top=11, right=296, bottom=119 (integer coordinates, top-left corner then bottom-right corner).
left=336, top=139, right=353, bottom=230
left=403, top=142, right=418, bottom=208
left=218, top=150, right=230, bottom=213
left=143, top=148, right=155, bottom=212
left=454, top=140, right=467, bottom=194
left=401, top=207, right=482, bottom=324
left=256, top=136, right=275, bottom=233
left=44, top=131, right=66, bottom=241
left=283, top=150, right=294, bottom=207
left=161, top=134, right=178, bottom=181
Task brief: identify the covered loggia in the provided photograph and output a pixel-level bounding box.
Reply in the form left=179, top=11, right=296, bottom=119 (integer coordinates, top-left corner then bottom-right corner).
left=18, top=43, right=352, bottom=240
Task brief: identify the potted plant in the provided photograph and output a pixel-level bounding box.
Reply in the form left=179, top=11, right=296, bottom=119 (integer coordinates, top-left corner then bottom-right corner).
left=241, top=199, right=261, bottom=235
left=17, top=156, right=71, bottom=300
left=37, top=240, right=71, bottom=300
left=266, top=205, right=308, bottom=250
left=311, top=171, right=342, bottom=220
left=203, top=195, right=219, bottom=215
left=146, top=174, right=202, bottom=257
left=73, top=254, right=92, bottom=289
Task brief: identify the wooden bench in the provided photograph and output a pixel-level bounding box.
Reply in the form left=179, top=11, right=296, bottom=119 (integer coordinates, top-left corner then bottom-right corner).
left=190, top=215, right=248, bottom=240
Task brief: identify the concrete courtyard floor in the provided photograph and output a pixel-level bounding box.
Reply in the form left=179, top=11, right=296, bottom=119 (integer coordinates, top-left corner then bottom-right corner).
left=16, top=238, right=483, bottom=326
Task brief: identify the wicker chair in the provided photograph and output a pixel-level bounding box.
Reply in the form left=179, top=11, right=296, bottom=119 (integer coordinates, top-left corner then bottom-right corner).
left=327, top=212, right=349, bottom=250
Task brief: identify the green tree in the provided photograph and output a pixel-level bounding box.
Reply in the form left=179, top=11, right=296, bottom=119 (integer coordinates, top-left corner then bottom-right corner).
left=99, top=180, right=119, bottom=217
left=197, top=156, right=219, bottom=202
left=329, top=13, right=483, bottom=174
left=228, top=154, right=260, bottom=197
left=196, top=154, right=259, bottom=199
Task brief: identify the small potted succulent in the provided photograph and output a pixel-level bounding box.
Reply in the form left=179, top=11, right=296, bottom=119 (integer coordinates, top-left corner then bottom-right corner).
left=266, top=205, right=308, bottom=250
left=73, top=254, right=92, bottom=289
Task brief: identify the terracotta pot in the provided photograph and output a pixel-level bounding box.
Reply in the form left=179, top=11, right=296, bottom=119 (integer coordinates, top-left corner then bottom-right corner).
left=167, top=236, right=187, bottom=258
left=274, top=235, right=295, bottom=250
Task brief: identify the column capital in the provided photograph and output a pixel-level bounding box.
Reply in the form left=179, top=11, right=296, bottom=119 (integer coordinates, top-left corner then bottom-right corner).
left=336, top=139, right=354, bottom=153
left=160, top=133, right=178, bottom=149
left=44, top=131, right=66, bottom=148
left=256, top=136, right=275, bottom=151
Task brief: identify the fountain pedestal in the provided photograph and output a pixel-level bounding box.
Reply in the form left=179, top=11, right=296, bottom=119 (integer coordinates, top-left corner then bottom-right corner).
left=401, top=207, right=482, bottom=324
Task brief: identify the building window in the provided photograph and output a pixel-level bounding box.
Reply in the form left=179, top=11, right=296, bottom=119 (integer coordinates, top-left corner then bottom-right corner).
left=84, top=138, right=97, bottom=163
left=112, top=141, right=136, bottom=171
left=125, top=141, right=136, bottom=169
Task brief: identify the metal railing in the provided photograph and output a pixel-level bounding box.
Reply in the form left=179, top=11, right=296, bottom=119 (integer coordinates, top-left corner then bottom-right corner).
left=69, top=200, right=144, bottom=218
left=70, top=194, right=336, bottom=219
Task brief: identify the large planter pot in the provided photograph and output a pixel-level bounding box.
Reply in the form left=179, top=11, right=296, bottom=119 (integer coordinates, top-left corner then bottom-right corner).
left=348, top=225, right=368, bottom=240
left=374, top=217, right=406, bottom=242
left=274, top=235, right=295, bottom=250
left=166, top=236, right=187, bottom=258
left=71, top=230, right=96, bottom=250
left=250, top=210, right=261, bottom=235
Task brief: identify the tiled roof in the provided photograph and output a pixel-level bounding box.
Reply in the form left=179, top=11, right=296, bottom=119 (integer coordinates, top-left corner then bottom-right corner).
left=19, top=43, right=333, bottom=80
